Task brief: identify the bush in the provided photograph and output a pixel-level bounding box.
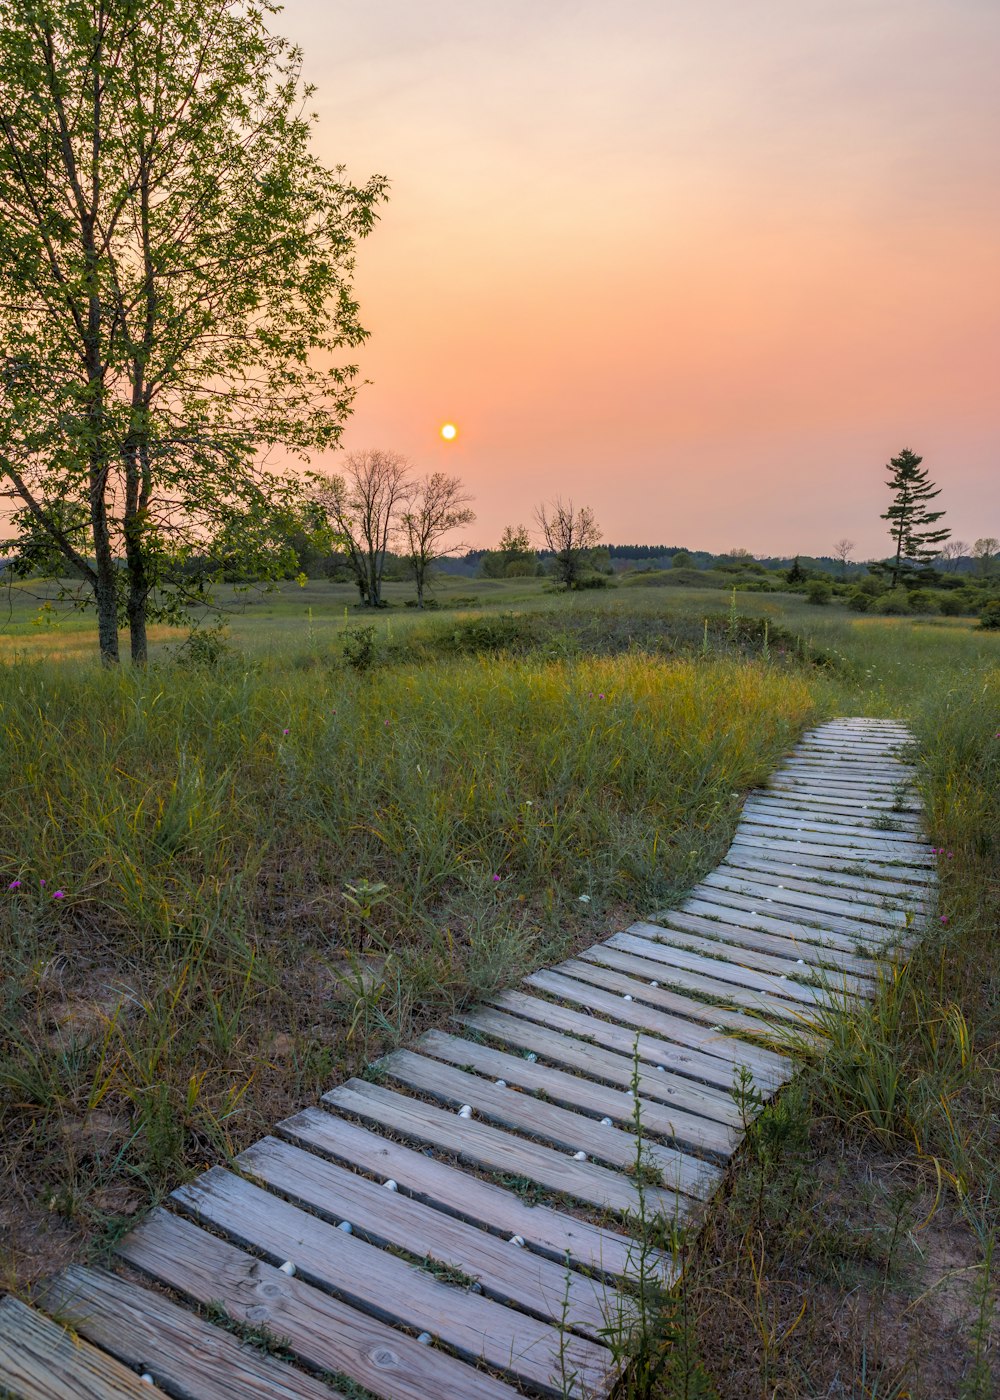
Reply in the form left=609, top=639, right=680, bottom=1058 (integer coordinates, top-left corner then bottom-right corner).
left=177, top=622, right=232, bottom=668
left=846, top=588, right=871, bottom=612
left=342, top=625, right=378, bottom=672
left=978, top=598, right=1000, bottom=630
left=938, top=593, right=966, bottom=616
left=878, top=588, right=913, bottom=616
left=806, top=580, right=832, bottom=605
left=908, top=588, right=939, bottom=614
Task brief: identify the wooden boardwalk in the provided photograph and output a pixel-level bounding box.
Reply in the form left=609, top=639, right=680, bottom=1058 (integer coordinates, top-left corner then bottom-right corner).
left=2, top=718, right=935, bottom=1399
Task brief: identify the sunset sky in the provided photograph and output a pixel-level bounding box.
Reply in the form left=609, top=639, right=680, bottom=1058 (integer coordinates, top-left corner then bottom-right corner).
left=275, top=0, right=1000, bottom=557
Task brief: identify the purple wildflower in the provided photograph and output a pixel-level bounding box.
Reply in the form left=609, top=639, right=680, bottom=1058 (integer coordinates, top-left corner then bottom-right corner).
left=492, top=874, right=501, bottom=882
left=940, top=915, right=949, bottom=924
left=53, top=890, right=65, bottom=899
left=8, top=880, right=21, bottom=890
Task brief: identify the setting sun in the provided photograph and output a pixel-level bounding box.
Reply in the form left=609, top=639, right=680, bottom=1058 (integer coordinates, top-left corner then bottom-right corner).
left=440, top=422, right=457, bottom=441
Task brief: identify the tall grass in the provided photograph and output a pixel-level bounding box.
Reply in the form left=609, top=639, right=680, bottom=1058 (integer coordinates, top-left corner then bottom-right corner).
left=0, top=647, right=815, bottom=1280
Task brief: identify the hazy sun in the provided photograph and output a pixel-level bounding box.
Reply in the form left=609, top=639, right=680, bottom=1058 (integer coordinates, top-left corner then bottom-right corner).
left=440, top=422, right=458, bottom=441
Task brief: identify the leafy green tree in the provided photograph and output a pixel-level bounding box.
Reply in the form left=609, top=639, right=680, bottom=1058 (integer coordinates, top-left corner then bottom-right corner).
left=401, top=472, right=475, bottom=608
left=0, top=0, right=387, bottom=663
left=480, top=524, right=537, bottom=578
left=972, top=537, right=999, bottom=579
left=880, top=449, right=949, bottom=589
left=670, top=550, right=693, bottom=569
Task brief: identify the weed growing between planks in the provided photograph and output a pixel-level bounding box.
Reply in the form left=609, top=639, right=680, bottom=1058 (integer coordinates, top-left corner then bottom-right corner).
left=0, top=647, right=815, bottom=1287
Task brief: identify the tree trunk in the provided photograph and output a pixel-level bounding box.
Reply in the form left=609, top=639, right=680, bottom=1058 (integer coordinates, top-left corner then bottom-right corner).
left=416, top=566, right=424, bottom=609
left=93, top=555, right=120, bottom=666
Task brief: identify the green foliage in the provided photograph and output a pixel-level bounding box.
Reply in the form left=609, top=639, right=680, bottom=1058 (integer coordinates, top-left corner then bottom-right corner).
left=0, top=0, right=387, bottom=663
left=977, top=598, right=1000, bottom=630
left=177, top=623, right=233, bottom=670
left=880, top=448, right=950, bottom=588
left=341, top=625, right=379, bottom=672
left=877, top=588, right=913, bottom=615
left=805, top=579, right=833, bottom=605
left=671, top=550, right=693, bottom=569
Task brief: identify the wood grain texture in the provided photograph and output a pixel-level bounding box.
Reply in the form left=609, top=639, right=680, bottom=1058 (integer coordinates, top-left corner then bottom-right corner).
left=118, top=1209, right=525, bottom=1400
left=38, top=1267, right=342, bottom=1400
left=0, top=1295, right=165, bottom=1400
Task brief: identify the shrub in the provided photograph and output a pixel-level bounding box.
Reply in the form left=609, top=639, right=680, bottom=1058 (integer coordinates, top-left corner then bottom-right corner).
left=878, top=588, right=913, bottom=616
left=908, top=588, right=939, bottom=614
left=978, top=598, right=1000, bottom=630
left=177, top=622, right=232, bottom=668
left=806, top=580, right=832, bottom=605
left=342, top=625, right=378, bottom=672
left=846, top=588, right=871, bottom=612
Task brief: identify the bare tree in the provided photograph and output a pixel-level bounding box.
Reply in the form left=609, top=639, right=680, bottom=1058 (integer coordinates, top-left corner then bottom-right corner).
left=973, top=537, right=999, bottom=578
left=833, top=538, right=855, bottom=577
left=939, top=540, right=969, bottom=572
left=402, top=473, right=476, bottom=608
left=535, top=498, right=601, bottom=588
left=314, top=450, right=412, bottom=607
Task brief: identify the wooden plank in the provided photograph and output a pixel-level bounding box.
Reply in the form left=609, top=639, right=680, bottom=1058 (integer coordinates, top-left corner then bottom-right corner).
left=440, top=1020, right=738, bottom=1155
left=38, top=1267, right=342, bottom=1400
left=702, top=870, right=915, bottom=930
left=569, top=945, right=817, bottom=1022
left=747, top=796, right=923, bottom=830
left=590, top=936, right=847, bottom=1008
left=766, top=784, right=921, bottom=812
left=0, top=1296, right=163, bottom=1400
left=238, top=1133, right=629, bottom=1341
left=171, top=1168, right=612, bottom=1397
left=718, top=855, right=933, bottom=905
left=323, top=1079, right=687, bottom=1222
left=728, top=832, right=934, bottom=871
left=604, top=930, right=867, bottom=998
left=279, top=1106, right=652, bottom=1278
left=727, top=839, right=936, bottom=885
left=117, top=1209, right=522, bottom=1400
left=461, top=1004, right=744, bottom=1130
left=618, top=921, right=876, bottom=986
left=379, top=1048, right=721, bottom=1200
left=571, top=947, right=831, bottom=1030
left=642, top=911, right=880, bottom=972
left=399, top=1037, right=725, bottom=1184
left=776, top=763, right=913, bottom=786
left=738, top=815, right=924, bottom=849
left=678, top=895, right=904, bottom=956
left=523, top=969, right=792, bottom=1090
left=683, top=889, right=907, bottom=946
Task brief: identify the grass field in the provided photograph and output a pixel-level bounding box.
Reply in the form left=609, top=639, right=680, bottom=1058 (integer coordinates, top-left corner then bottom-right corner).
left=0, top=573, right=997, bottom=1396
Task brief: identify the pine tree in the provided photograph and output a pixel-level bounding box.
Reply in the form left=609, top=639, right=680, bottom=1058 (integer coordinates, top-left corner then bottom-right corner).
left=881, top=449, right=950, bottom=588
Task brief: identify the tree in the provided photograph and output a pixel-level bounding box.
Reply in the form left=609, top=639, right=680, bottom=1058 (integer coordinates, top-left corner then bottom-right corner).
left=480, top=525, right=537, bottom=578
left=0, top=0, right=387, bottom=664
left=972, top=537, right=999, bottom=579
left=535, top=498, right=601, bottom=588
left=880, top=449, right=949, bottom=589
left=401, top=473, right=475, bottom=608
left=670, top=550, right=693, bottom=569
left=833, top=538, right=855, bottom=577
left=939, top=540, right=969, bottom=572
left=314, top=450, right=412, bottom=607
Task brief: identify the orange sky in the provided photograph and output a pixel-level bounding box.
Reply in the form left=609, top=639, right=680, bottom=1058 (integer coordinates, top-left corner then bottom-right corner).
left=280, top=0, right=999, bottom=556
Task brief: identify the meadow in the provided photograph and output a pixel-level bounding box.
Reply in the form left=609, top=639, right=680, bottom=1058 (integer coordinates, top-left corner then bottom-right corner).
left=0, top=572, right=997, bottom=1397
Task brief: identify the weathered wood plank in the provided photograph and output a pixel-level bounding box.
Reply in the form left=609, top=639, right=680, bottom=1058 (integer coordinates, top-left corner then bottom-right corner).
left=738, top=815, right=925, bottom=850
left=766, top=784, right=921, bottom=812
left=670, top=895, right=896, bottom=956
left=460, top=1004, right=744, bottom=1130
left=641, top=911, right=880, bottom=973
left=171, top=1168, right=612, bottom=1397
left=0, top=1296, right=162, bottom=1400
left=424, top=1025, right=737, bottom=1156
left=703, top=870, right=915, bottom=930
left=746, top=796, right=923, bottom=831
left=38, top=1267, right=342, bottom=1400
left=117, top=1209, right=523, bottom=1400
left=591, top=936, right=847, bottom=1008
left=382, top=1043, right=722, bottom=1196
left=718, top=856, right=933, bottom=906
left=569, top=945, right=818, bottom=1024
left=323, top=1079, right=687, bottom=1222
left=684, top=887, right=912, bottom=944
left=726, top=839, right=936, bottom=885
left=618, top=921, right=875, bottom=986
left=728, top=832, right=934, bottom=871
left=238, top=1133, right=629, bottom=1340
left=279, top=1106, right=652, bottom=1277
left=523, top=969, right=792, bottom=1090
